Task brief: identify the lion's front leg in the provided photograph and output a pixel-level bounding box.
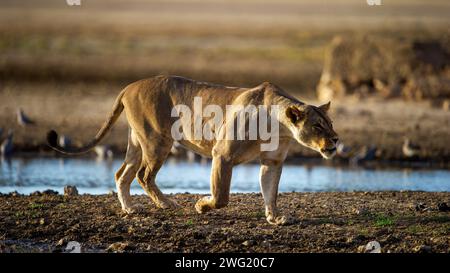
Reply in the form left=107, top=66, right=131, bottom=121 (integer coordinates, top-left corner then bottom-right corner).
left=260, top=162, right=292, bottom=226
left=195, top=156, right=232, bottom=214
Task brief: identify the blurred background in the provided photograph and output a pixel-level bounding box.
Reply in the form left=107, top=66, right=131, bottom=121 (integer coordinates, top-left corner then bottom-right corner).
left=0, top=0, right=449, bottom=164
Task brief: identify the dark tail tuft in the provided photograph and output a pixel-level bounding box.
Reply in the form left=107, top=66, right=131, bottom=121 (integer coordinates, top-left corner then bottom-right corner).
left=47, top=130, right=58, bottom=147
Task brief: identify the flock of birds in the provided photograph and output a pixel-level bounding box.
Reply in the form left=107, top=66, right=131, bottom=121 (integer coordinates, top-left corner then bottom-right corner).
left=1, top=108, right=114, bottom=160
left=0, top=108, right=423, bottom=163
left=336, top=137, right=421, bottom=165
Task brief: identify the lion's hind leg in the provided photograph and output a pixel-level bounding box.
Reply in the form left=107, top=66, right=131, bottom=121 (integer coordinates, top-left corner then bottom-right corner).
left=136, top=134, right=181, bottom=209
left=115, top=128, right=142, bottom=214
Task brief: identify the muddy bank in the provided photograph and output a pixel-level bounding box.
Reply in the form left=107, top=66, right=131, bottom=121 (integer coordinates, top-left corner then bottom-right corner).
left=0, top=192, right=449, bottom=253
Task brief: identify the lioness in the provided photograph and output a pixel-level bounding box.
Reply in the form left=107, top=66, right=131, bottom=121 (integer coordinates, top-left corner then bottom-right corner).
left=47, top=75, right=338, bottom=225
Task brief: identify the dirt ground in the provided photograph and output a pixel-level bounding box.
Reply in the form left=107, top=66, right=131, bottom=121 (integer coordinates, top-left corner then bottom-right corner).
left=0, top=191, right=449, bottom=253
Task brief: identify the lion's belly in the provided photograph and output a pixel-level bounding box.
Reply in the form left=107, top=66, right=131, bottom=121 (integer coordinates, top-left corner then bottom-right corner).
left=178, top=139, right=214, bottom=158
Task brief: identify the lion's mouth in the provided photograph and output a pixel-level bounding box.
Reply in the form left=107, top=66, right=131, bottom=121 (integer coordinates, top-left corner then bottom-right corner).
left=320, top=147, right=336, bottom=159
left=324, top=147, right=336, bottom=153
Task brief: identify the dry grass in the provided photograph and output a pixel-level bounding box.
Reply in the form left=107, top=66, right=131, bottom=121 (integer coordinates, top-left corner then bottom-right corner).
left=1, top=0, right=449, bottom=93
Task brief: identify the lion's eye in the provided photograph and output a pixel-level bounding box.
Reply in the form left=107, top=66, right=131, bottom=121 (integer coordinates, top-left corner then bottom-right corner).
left=313, top=125, right=322, bottom=131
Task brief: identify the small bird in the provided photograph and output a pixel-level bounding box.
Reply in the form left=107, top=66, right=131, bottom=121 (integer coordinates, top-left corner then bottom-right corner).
left=402, top=138, right=421, bottom=158
left=58, top=135, right=71, bottom=148
left=186, top=150, right=208, bottom=164
left=200, top=156, right=209, bottom=165
left=186, top=150, right=196, bottom=163
left=350, top=145, right=377, bottom=165
left=17, top=108, right=35, bottom=126
left=336, top=142, right=352, bottom=158
left=0, top=129, right=14, bottom=157
left=170, top=141, right=183, bottom=156
left=94, top=145, right=114, bottom=160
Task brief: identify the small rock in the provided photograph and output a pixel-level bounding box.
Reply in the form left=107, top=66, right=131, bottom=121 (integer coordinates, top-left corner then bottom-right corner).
left=437, top=202, right=450, bottom=212
left=56, top=238, right=67, bottom=247
left=358, top=245, right=367, bottom=253
left=64, top=185, right=78, bottom=196
left=65, top=241, right=82, bottom=253
left=413, top=245, right=432, bottom=253
left=261, top=240, right=271, bottom=248
left=242, top=240, right=256, bottom=247
left=364, top=241, right=382, bottom=253
left=108, top=190, right=116, bottom=197
left=106, top=242, right=133, bottom=253
left=353, top=207, right=369, bottom=215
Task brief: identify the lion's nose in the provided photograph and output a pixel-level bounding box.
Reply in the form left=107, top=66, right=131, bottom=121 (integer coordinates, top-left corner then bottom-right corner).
left=331, top=137, right=339, bottom=145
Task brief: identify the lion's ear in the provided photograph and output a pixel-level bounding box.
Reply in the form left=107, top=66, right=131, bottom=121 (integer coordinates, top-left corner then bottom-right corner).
left=319, top=101, right=331, bottom=112
left=286, top=106, right=305, bottom=124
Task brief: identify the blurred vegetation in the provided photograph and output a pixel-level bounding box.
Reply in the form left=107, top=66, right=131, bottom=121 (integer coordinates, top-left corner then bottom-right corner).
left=1, top=0, right=449, bottom=96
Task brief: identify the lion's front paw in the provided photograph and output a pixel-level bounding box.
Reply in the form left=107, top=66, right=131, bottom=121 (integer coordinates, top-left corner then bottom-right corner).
left=266, top=215, right=294, bottom=226
left=195, top=197, right=212, bottom=214
left=157, top=197, right=181, bottom=210
left=123, top=204, right=145, bottom=214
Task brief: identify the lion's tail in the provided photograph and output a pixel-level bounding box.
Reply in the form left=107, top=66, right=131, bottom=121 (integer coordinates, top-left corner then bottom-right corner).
left=46, top=89, right=126, bottom=155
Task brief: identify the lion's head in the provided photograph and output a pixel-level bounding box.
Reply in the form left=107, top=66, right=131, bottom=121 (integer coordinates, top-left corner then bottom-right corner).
left=285, top=102, right=339, bottom=159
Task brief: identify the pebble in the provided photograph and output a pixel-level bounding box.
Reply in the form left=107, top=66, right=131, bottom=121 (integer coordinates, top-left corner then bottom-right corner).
left=413, top=245, right=432, bottom=253
left=65, top=241, right=82, bottom=253
left=363, top=241, right=382, bottom=253
left=242, top=240, right=256, bottom=247
left=353, top=207, right=369, bottom=215
left=106, top=242, right=132, bottom=253
left=56, top=238, right=67, bottom=247
left=261, top=240, right=271, bottom=248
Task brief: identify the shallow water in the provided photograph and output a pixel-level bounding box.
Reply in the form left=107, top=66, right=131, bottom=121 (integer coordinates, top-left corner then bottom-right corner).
left=0, top=157, right=449, bottom=194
